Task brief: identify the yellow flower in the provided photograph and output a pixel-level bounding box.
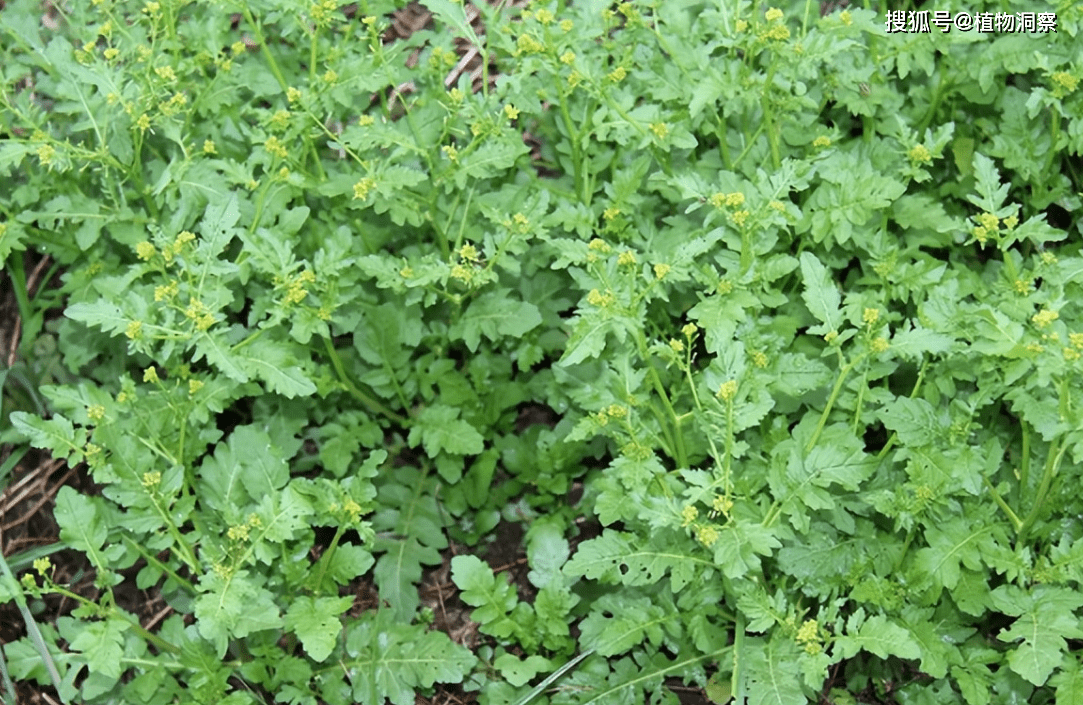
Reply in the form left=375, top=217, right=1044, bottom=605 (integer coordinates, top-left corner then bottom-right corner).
left=765, top=7, right=783, bottom=21
left=716, top=380, right=738, bottom=402
left=618, top=250, right=636, bottom=266
left=189, top=379, right=204, bottom=395
left=560, top=19, right=574, bottom=32
left=231, top=41, right=246, bottom=55
left=682, top=323, right=698, bottom=337
left=587, top=289, right=605, bottom=306
left=450, top=264, right=472, bottom=282
left=908, top=144, right=931, bottom=164
left=863, top=308, right=880, bottom=325
left=358, top=115, right=375, bottom=126
left=136, top=241, right=156, bottom=261
left=1052, top=71, right=1079, bottom=94
left=353, top=177, right=376, bottom=200
left=560, top=50, right=576, bottom=64
left=766, top=24, right=790, bottom=40
left=103, top=47, right=118, bottom=60
left=606, top=404, right=626, bottom=419
left=603, top=206, right=621, bottom=221
left=813, top=135, right=831, bottom=148
left=649, top=122, right=668, bottom=139
left=143, top=366, right=159, bottom=383
left=141, top=471, right=161, bottom=489
left=654, top=263, right=671, bottom=280
left=724, top=192, right=745, bottom=207
left=669, top=338, right=684, bottom=353
left=154, top=281, right=178, bottom=301
left=125, top=320, right=143, bottom=339
left=264, top=136, right=288, bottom=159
left=535, top=8, right=554, bottom=24
left=840, top=10, right=853, bottom=25
left=154, top=65, right=176, bottom=82
left=459, top=243, right=479, bottom=261
left=87, top=405, right=105, bottom=422
left=588, top=238, right=611, bottom=253
left=608, top=66, right=627, bottom=83
left=228, top=524, right=250, bottom=541
left=735, top=19, right=748, bottom=32
left=712, top=495, right=733, bottom=515
left=269, top=109, right=290, bottom=130
left=977, top=212, right=999, bottom=230
left=730, top=210, right=750, bottom=226
left=287, top=87, right=302, bottom=103
left=1013, top=279, right=1031, bottom=295
left=871, top=337, right=890, bottom=353
left=1032, top=309, right=1059, bottom=328
left=1069, top=332, right=1083, bottom=349
left=751, top=350, right=768, bottom=368
left=1004, top=214, right=1019, bottom=230
left=696, top=524, right=719, bottom=547
left=442, top=144, right=459, bottom=161
left=516, top=33, right=544, bottom=55
left=136, top=114, right=151, bottom=131
left=34, top=557, right=53, bottom=576
left=1063, top=347, right=1080, bottom=361
left=504, top=104, right=520, bottom=120
left=680, top=504, right=699, bottom=527
left=202, top=139, right=217, bottom=155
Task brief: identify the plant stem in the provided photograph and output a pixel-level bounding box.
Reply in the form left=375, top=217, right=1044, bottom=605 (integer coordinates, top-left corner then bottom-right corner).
left=1017, top=437, right=1067, bottom=543
left=806, top=357, right=857, bottom=454
left=321, top=337, right=408, bottom=425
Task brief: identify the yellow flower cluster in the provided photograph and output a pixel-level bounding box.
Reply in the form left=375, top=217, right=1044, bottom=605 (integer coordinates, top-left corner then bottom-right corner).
left=1032, top=309, right=1059, bottom=328
left=908, top=144, right=932, bottom=164
left=353, top=177, right=376, bottom=200
left=265, top=136, right=288, bottom=159
left=716, top=380, right=738, bottom=402
left=586, top=288, right=616, bottom=307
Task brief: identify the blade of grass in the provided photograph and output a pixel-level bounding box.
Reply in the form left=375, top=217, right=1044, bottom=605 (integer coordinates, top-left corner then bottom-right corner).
left=0, top=446, right=28, bottom=489
left=0, top=551, right=65, bottom=700
left=511, top=648, right=595, bottom=705
left=0, top=642, right=16, bottom=705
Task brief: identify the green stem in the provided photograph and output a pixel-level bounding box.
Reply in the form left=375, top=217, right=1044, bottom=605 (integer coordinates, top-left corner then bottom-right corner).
left=311, top=525, right=346, bottom=592
left=321, top=337, right=408, bottom=424
left=121, top=536, right=196, bottom=594
left=554, top=78, right=585, bottom=203
left=984, top=477, right=1022, bottom=532
left=806, top=357, right=858, bottom=454
left=1018, top=421, right=1031, bottom=498
left=242, top=8, right=289, bottom=91
left=636, top=331, right=688, bottom=468
left=761, top=60, right=781, bottom=169
left=1017, top=437, right=1067, bottom=542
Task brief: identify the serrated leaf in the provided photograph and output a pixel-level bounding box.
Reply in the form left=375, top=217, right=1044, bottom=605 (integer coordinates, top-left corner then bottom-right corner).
left=993, top=585, right=1083, bottom=686
left=10, top=412, right=86, bottom=464
left=194, top=570, right=283, bottom=658
left=410, top=405, right=484, bottom=456
left=344, top=613, right=476, bottom=705
left=878, top=396, right=944, bottom=447
left=834, top=614, right=921, bottom=661
left=564, top=530, right=707, bottom=591
left=578, top=594, right=668, bottom=657
left=745, top=637, right=805, bottom=705
left=68, top=618, right=128, bottom=681
left=449, top=289, right=542, bottom=352
left=799, top=252, right=842, bottom=332
left=239, top=337, right=316, bottom=398
left=53, top=486, right=108, bottom=566
left=284, top=596, right=354, bottom=662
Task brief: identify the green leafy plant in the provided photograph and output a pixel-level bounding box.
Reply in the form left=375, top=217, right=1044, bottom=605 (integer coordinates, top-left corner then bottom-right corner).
left=2, top=0, right=1083, bottom=703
